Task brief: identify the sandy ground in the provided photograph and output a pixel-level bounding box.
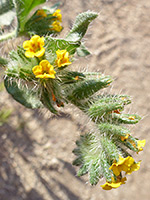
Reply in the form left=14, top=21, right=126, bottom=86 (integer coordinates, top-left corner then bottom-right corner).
left=0, top=0, right=150, bottom=199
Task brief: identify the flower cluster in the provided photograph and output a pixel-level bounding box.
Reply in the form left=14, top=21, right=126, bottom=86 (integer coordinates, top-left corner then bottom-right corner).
left=36, top=9, right=47, bottom=20
left=23, top=35, right=71, bottom=79
left=101, top=155, right=142, bottom=190
left=36, top=9, right=62, bottom=32
left=51, top=9, right=62, bottom=32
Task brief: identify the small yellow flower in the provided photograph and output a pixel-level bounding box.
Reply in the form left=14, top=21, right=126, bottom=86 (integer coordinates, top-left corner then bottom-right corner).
left=101, top=177, right=126, bottom=190
left=109, top=155, right=140, bottom=176
left=23, top=35, right=45, bottom=58
left=36, top=9, right=47, bottom=18
left=137, top=140, right=146, bottom=152
left=120, top=134, right=130, bottom=141
left=126, top=161, right=141, bottom=175
left=128, top=116, right=135, bottom=120
left=51, top=21, right=62, bottom=32
left=32, top=60, right=56, bottom=79
left=53, top=9, right=62, bottom=22
left=55, top=49, right=72, bottom=68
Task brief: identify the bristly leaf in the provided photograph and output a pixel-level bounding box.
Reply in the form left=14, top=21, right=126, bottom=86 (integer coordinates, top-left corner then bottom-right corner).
left=89, top=161, right=102, bottom=185
left=41, top=86, right=58, bottom=114
left=109, top=113, right=141, bottom=124
left=98, top=123, right=131, bottom=137
left=15, top=0, right=46, bottom=34
left=66, top=11, right=98, bottom=41
left=58, top=70, right=85, bottom=85
left=76, top=44, right=91, bottom=57
left=88, top=95, right=131, bottom=120
left=72, top=133, right=112, bottom=185
left=65, top=75, right=113, bottom=101
left=6, top=47, right=38, bottom=80
left=4, top=77, right=42, bottom=109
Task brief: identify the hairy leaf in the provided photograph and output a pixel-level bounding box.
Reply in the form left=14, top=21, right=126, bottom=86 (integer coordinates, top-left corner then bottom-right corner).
left=65, top=75, right=112, bottom=101
left=66, top=11, right=98, bottom=41
left=4, top=77, right=42, bottom=109
left=76, top=44, right=90, bottom=57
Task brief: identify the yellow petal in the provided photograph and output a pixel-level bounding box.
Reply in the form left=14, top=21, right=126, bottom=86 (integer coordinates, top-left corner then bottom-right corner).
left=126, top=161, right=141, bottom=175
left=121, top=134, right=130, bottom=141
left=38, top=36, right=45, bottom=47
left=25, top=51, right=35, bottom=58
left=34, top=48, right=45, bottom=57
left=30, top=35, right=40, bottom=43
left=101, top=181, right=122, bottom=190
left=23, top=40, right=31, bottom=50
left=32, top=65, right=42, bottom=76
left=137, top=140, right=146, bottom=151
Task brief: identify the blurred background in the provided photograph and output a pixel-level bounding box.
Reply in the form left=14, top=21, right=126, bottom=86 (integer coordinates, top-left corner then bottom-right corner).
left=0, top=0, right=150, bottom=199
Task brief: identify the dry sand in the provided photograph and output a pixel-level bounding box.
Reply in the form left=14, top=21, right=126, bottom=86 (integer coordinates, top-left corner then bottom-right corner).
left=0, top=0, right=150, bottom=199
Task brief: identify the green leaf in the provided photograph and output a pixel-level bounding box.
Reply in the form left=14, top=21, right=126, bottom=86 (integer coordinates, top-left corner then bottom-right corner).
left=65, top=75, right=113, bottom=101
left=6, top=47, right=38, bottom=80
left=98, top=123, right=130, bottom=137
left=89, top=162, right=101, bottom=185
left=72, top=133, right=112, bottom=184
left=76, top=44, right=90, bottom=57
left=88, top=101, right=124, bottom=119
left=109, top=113, right=141, bottom=124
left=58, top=70, right=85, bottom=84
left=41, top=86, right=58, bottom=114
left=15, top=0, right=46, bottom=33
left=4, top=77, right=42, bottom=109
left=87, top=95, right=132, bottom=120
left=77, top=164, right=88, bottom=176
left=66, top=11, right=98, bottom=41
left=45, top=36, right=80, bottom=64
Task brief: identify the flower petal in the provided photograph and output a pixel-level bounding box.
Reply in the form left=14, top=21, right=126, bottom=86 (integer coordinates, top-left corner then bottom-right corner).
left=34, top=48, right=45, bottom=57
left=23, top=41, right=31, bottom=50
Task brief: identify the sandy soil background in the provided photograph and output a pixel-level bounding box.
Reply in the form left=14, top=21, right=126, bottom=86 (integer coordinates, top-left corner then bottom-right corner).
left=0, top=0, right=150, bottom=199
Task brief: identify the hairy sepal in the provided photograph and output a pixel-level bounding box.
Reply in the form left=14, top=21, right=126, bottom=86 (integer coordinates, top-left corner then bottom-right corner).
left=66, top=11, right=98, bottom=41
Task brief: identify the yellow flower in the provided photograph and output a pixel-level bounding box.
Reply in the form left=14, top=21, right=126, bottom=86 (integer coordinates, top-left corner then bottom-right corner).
left=53, top=9, right=62, bottom=22
left=55, top=49, right=72, bottom=68
left=120, top=134, right=130, bottom=141
left=126, top=161, right=141, bottom=175
left=137, top=139, right=146, bottom=152
left=51, top=21, right=62, bottom=32
left=109, top=155, right=140, bottom=176
left=32, top=60, right=56, bottom=79
left=128, top=116, right=135, bottom=120
left=36, top=9, right=47, bottom=18
left=23, top=35, right=45, bottom=58
left=101, top=177, right=126, bottom=190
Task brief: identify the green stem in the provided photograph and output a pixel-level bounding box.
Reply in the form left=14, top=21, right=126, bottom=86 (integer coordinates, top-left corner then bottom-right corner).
left=0, top=29, right=17, bottom=42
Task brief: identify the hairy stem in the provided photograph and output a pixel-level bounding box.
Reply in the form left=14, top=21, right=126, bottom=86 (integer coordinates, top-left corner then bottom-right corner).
left=0, top=29, right=17, bottom=42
